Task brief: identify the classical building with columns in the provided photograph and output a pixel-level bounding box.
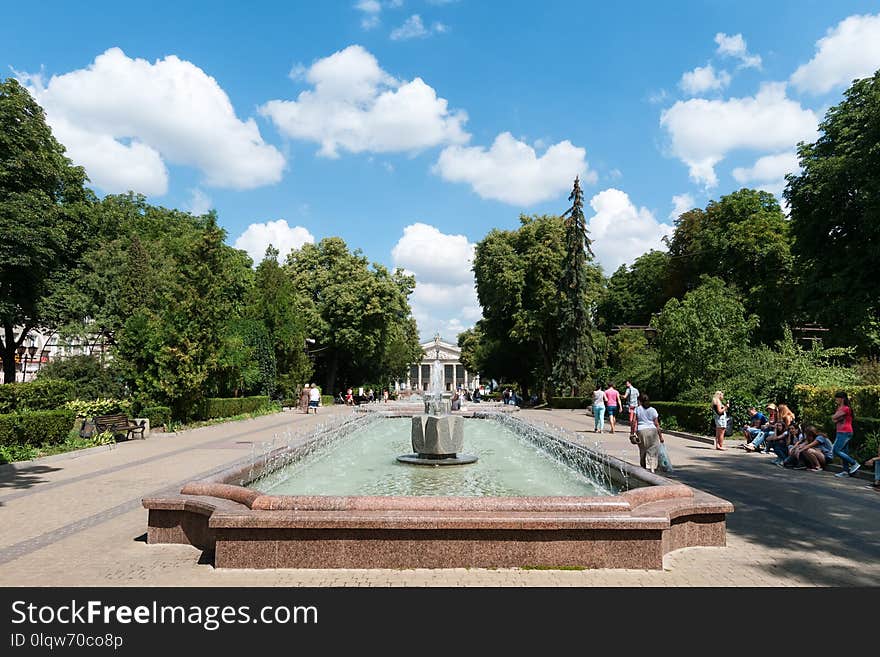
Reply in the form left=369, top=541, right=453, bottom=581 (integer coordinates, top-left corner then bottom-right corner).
left=400, top=335, right=479, bottom=393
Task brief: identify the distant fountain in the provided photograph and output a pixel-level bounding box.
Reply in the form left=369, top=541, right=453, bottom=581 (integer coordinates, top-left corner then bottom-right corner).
left=397, top=334, right=477, bottom=466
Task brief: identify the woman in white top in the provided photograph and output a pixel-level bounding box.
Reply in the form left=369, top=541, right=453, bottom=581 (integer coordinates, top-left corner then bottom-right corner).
left=631, top=393, right=663, bottom=472
left=591, top=384, right=607, bottom=433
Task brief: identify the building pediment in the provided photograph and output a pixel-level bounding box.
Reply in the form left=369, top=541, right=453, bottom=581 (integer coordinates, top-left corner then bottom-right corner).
left=419, top=340, right=461, bottom=362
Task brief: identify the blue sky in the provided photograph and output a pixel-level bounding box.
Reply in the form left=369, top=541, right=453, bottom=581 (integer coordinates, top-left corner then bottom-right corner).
left=4, top=0, right=880, bottom=338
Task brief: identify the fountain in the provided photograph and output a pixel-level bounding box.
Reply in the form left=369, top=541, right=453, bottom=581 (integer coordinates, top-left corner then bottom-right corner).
left=397, top=334, right=477, bottom=465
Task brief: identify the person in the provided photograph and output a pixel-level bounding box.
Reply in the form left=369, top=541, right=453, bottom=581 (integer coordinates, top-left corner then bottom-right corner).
left=742, top=406, right=768, bottom=442
left=345, top=388, right=354, bottom=406
left=631, top=393, right=663, bottom=472
left=383, top=389, right=389, bottom=404
left=791, top=424, right=834, bottom=471
left=777, top=403, right=795, bottom=429
left=711, top=391, right=729, bottom=450
left=502, top=388, right=510, bottom=405
left=763, top=421, right=793, bottom=463
left=624, top=380, right=639, bottom=430
left=591, top=383, right=607, bottom=434
left=604, top=383, right=621, bottom=434
left=368, top=388, right=375, bottom=403
left=308, top=384, right=320, bottom=414
left=472, top=387, right=481, bottom=403
left=451, top=389, right=461, bottom=411
left=299, top=383, right=310, bottom=414
left=831, top=391, right=860, bottom=477
left=864, top=445, right=880, bottom=492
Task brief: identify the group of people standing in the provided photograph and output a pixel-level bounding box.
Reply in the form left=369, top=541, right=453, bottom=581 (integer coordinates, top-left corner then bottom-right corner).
left=591, top=380, right=640, bottom=434
left=591, top=380, right=667, bottom=473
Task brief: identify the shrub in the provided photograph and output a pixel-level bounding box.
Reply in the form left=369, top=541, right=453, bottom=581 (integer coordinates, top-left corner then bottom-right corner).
left=16, top=409, right=77, bottom=446
left=199, top=396, right=271, bottom=420
left=37, top=355, right=126, bottom=400
left=792, top=385, right=880, bottom=430
left=64, top=398, right=131, bottom=417
left=550, top=397, right=588, bottom=409
left=320, top=395, right=335, bottom=407
left=0, top=379, right=76, bottom=413
left=0, top=413, right=18, bottom=446
left=141, top=406, right=171, bottom=428
left=91, top=430, right=116, bottom=446
left=651, top=402, right=712, bottom=435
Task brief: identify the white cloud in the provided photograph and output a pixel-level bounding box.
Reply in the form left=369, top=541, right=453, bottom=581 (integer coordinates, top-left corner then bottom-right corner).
left=234, top=220, right=315, bottom=265
left=790, top=14, right=880, bottom=94
left=434, top=132, right=594, bottom=205
left=186, top=188, right=212, bottom=215
left=260, top=45, right=469, bottom=158
left=355, top=0, right=382, bottom=29
left=20, top=48, right=285, bottom=195
left=660, top=82, right=817, bottom=187
left=586, top=189, right=674, bottom=272
left=390, top=14, right=447, bottom=40
left=669, top=193, right=695, bottom=220
left=679, top=63, right=731, bottom=95
left=391, top=223, right=480, bottom=340
left=391, top=14, right=428, bottom=39
left=715, top=32, right=762, bottom=69
left=732, top=151, right=800, bottom=197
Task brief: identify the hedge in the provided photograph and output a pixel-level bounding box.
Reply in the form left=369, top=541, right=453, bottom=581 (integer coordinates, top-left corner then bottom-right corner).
left=199, top=396, right=271, bottom=420
left=141, top=406, right=171, bottom=428
left=0, top=409, right=77, bottom=447
left=0, top=379, right=76, bottom=413
left=550, top=397, right=588, bottom=409
left=321, top=395, right=335, bottom=407
left=652, top=402, right=712, bottom=435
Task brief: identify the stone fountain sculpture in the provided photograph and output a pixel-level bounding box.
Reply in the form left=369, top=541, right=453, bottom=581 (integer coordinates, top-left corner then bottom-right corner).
left=397, top=335, right=477, bottom=466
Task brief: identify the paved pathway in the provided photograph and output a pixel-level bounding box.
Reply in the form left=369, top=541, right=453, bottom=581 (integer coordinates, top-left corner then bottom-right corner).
left=0, top=407, right=877, bottom=586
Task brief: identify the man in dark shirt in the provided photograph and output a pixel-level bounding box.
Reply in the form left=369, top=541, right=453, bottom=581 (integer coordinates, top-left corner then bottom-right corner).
left=742, top=406, right=768, bottom=443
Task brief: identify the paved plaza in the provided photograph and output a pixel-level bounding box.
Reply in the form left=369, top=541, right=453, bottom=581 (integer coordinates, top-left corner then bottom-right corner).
left=0, top=406, right=877, bottom=586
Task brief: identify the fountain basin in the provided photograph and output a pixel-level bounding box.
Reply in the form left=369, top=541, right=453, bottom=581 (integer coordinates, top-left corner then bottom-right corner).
left=142, top=414, right=733, bottom=569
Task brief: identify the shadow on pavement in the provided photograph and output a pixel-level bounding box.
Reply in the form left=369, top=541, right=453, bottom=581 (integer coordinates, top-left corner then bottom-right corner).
left=664, top=449, right=880, bottom=582
left=0, top=464, right=63, bottom=503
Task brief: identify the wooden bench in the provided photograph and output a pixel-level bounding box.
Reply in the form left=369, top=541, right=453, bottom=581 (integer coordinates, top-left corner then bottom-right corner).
left=94, top=414, right=146, bottom=441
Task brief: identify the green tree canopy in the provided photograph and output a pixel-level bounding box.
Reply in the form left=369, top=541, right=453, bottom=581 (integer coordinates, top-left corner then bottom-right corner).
left=0, top=78, right=93, bottom=383
left=786, top=69, right=880, bottom=354
left=653, top=275, right=757, bottom=397
left=596, top=250, right=671, bottom=330
left=286, top=237, right=421, bottom=394
left=664, top=188, right=792, bottom=343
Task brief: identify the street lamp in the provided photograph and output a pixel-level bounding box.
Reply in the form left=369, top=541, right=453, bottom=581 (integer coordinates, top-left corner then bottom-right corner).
left=16, top=345, right=26, bottom=382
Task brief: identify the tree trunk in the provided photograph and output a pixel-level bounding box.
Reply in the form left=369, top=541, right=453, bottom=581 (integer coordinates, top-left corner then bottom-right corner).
left=325, top=351, right=338, bottom=398
left=2, top=322, right=22, bottom=384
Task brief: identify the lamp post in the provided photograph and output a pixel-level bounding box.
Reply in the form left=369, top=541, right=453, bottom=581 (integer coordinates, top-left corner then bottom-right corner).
left=16, top=345, right=26, bottom=382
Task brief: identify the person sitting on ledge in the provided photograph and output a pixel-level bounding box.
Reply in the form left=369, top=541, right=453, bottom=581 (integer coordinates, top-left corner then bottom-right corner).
left=742, top=406, right=768, bottom=443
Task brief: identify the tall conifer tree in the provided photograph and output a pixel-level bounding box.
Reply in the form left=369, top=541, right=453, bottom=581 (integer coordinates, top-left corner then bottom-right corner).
left=552, top=176, right=595, bottom=395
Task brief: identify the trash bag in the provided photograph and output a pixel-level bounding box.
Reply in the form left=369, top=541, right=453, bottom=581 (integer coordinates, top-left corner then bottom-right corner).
left=658, top=443, right=674, bottom=473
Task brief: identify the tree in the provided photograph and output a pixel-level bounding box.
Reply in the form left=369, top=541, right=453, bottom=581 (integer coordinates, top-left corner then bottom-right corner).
left=247, top=246, right=312, bottom=398
left=786, top=70, right=880, bottom=354
left=596, top=250, right=672, bottom=329
left=286, top=238, right=421, bottom=394
left=0, top=78, right=92, bottom=383
left=552, top=177, right=596, bottom=395
left=664, top=189, right=792, bottom=343
left=653, top=276, right=757, bottom=398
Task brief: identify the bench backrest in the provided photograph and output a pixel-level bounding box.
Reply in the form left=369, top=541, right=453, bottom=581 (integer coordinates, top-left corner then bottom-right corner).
left=95, top=414, right=131, bottom=428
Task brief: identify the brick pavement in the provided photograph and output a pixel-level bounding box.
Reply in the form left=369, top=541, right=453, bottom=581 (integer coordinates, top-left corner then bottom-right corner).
left=0, top=406, right=877, bottom=586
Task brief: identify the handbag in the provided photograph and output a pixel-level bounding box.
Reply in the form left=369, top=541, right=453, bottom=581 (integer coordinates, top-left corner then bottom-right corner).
left=658, top=443, right=674, bottom=473
left=629, top=432, right=640, bottom=445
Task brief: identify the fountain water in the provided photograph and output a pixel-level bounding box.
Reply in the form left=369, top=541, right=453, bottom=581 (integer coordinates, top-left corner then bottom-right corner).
left=397, top=334, right=477, bottom=465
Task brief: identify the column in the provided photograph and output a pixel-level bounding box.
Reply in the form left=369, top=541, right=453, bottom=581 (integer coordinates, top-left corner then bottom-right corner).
left=452, top=363, right=457, bottom=390
left=464, top=369, right=468, bottom=390
left=418, top=361, right=422, bottom=391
